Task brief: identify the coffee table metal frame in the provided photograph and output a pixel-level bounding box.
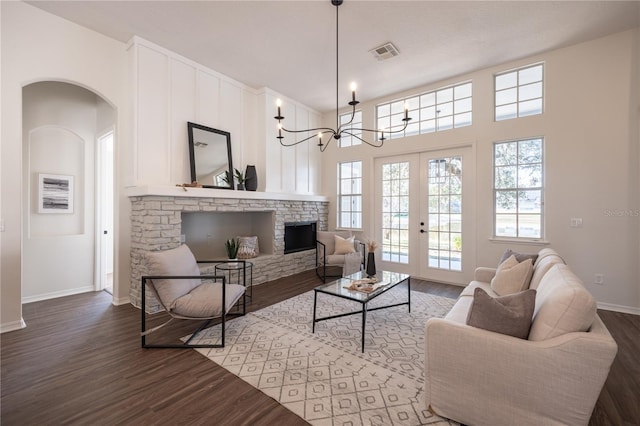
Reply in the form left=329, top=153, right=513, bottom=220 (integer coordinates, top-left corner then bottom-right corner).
left=312, top=270, right=411, bottom=352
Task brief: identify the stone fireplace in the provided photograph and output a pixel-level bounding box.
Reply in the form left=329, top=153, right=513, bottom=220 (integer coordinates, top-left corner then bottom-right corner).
left=128, top=186, right=328, bottom=310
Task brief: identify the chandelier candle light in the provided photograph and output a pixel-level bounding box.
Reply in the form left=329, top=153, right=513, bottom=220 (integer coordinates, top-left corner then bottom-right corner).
left=274, top=0, right=412, bottom=151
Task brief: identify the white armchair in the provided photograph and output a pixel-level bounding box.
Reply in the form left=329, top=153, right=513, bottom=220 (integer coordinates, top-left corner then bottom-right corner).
left=315, top=230, right=365, bottom=282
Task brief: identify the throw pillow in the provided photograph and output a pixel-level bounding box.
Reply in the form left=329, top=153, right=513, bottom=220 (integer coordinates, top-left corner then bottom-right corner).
left=237, top=236, right=259, bottom=259
left=334, top=235, right=356, bottom=255
left=491, top=255, right=534, bottom=296
left=499, top=249, right=539, bottom=266
left=467, top=287, right=537, bottom=339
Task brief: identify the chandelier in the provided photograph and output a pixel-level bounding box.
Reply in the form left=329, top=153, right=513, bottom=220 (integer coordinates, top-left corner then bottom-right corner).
left=274, top=0, right=412, bottom=152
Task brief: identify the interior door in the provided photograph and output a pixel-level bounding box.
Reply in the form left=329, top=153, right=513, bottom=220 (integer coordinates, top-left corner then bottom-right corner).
left=375, top=147, right=474, bottom=284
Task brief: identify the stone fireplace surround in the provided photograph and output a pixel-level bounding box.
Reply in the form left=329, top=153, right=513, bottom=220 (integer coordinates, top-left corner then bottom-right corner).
left=128, top=186, right=329, bottom=311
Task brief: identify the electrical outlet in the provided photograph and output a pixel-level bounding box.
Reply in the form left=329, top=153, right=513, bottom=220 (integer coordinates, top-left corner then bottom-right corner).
left=180, top=234, right=186, bottom=243
left=594, top=274, right=604, bottom=285
left=570, top=218, right=583, bottom=228
left=0, top=220, right=5, bottom=232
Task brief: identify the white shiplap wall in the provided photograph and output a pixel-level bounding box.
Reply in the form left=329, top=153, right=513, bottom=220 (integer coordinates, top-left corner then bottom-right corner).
left=127, top=36, right=321, bottom=194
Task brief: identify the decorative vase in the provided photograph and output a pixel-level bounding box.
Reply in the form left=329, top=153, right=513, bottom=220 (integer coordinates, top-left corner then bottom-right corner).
left=236, top=183, right=245, bottom=190
left=366, top=252, right=376, bottom=277
left=245, top=165, right=258, bottom=191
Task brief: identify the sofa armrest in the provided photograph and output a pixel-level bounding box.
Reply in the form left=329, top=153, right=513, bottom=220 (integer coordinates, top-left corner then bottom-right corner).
left=425, top=316, right=617, bottom=426
left=474, top=266, right=496, bottom=283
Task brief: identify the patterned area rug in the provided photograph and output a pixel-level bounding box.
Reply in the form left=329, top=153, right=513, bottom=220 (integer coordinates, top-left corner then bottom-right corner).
left=189, top=289, right=458, bottom=426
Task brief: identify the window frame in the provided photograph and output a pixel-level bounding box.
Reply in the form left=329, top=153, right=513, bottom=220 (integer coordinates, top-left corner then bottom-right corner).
left=494, top=63, right=544, bottom=121
left=493, top=137, right=545, bottom=240
left=376, top=81, right=472, bottom=141
left=339, top=110, right=363, bottom=148
left=337, top=160, right=363, bottom=230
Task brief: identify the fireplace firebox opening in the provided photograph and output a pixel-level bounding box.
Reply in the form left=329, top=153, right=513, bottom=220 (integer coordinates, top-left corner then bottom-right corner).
left=284, top=221, right=317, bottom=254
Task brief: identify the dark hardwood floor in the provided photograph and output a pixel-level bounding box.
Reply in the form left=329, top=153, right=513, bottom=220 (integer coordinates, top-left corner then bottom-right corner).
left=1, top=270, right=638, bottom=425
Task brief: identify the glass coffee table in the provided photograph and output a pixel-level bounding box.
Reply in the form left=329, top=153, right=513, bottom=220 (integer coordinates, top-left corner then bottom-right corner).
left=312, top=270, right=411, bottom=352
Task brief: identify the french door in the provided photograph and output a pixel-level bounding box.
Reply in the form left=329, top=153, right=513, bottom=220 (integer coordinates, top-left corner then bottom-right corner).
left=375, top=147, right=474, bottom=284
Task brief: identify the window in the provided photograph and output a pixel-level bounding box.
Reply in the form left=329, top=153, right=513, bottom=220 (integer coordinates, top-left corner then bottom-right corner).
left=376, top=82, right=472, bottom=140
left=381, top=161, right=410, bottom=263
left=337, top=161, right=362, bottom=228
left=494, top=138, right=544, bottom=239
left=495, top=63, right=543, bottom=121
left=339, top=110, right=362, bottom=147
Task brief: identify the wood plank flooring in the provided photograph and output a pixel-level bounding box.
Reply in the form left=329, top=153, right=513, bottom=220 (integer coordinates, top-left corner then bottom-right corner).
left=1, top=270, right=638, bottom=425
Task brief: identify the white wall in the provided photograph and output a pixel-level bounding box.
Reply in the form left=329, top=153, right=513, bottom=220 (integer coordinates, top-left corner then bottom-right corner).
left=127, top=37, right=253, bottom=188
left=1, top=2, right=128, bottom=331
left=321, top=29, right=640, bottom=312
left=127, top=37, right=322, bottom=194
left=260, top=88, right=322, bottom=194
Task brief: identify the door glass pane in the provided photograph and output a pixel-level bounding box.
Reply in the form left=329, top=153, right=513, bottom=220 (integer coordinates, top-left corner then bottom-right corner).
left=427, top=156, right=462, bottom=271
left=381, top=162, right=410, bottom=264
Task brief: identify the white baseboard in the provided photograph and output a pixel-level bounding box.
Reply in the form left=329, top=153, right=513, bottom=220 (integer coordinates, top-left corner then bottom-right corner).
left=0, top=318, right=27, bottom=334
left=21, top=285, right=95, bottom=304
left=111, top=296, right=130, bottom=306
left=597, top=302, right=640, bottom=315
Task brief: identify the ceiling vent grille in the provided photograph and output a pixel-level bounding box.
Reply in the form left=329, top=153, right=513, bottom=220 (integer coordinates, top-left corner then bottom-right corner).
left=370, top=42, right=400, bottom=61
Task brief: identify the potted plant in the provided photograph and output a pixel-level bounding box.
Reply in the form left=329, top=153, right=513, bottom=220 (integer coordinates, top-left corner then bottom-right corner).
left=225, top=238, right=239, bottom=260
left=234, top=168, right=246, bottom=190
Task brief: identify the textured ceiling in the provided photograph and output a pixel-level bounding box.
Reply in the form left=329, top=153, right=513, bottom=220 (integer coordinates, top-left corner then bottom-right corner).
left=28, top=0, right=640, bottom=112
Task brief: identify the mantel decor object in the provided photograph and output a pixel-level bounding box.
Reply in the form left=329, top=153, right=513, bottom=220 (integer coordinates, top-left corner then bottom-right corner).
left=244, top=165, right=258, bottom=191
left=365, top=240, right=378, bottom=278
left=234, top=168, right=246, bottom=190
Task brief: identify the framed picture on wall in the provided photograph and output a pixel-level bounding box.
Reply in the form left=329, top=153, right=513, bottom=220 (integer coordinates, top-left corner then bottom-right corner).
left=38, top=173, right=74, bottom=214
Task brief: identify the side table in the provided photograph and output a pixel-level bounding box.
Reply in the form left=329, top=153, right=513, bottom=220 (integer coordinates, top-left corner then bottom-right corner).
left=214, top=260, right=253, bottom=299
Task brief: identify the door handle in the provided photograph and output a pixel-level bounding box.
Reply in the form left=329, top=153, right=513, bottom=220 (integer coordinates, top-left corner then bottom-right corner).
left=420, top=229, right=426, bottom=233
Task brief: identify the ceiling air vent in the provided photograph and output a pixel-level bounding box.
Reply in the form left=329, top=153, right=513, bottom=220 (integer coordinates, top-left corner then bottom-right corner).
left=370, top=42, right=400, bottom=61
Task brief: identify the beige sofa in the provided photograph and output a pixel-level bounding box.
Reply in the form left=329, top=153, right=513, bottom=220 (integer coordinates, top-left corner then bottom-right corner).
left=424, top=248, right=618, bottom=426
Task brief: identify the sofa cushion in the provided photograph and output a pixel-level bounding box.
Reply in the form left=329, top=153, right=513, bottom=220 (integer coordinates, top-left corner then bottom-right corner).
left=466, top=287, right=536, bottom=339
left=459, top=281, right=496, bottom=298
left=529, top=264, right=597, bottom=341
left=490, top=255, right=534, bottom=296
left=172, top=282, right=245, bottom=318
left=146, top=244, right=201, bottom=308
left=444, top=294, right=474, bottom=323
left=334, top=235, right=356, bottom=255
left=529, top=248, right=566, bottom=290
left=499, top=249, right=539, bottom=266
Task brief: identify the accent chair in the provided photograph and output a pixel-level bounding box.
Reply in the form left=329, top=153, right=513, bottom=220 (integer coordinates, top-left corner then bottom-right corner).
left=141, top=244, right=246, bottom=349
left=316, top=230, right=365, bottom=282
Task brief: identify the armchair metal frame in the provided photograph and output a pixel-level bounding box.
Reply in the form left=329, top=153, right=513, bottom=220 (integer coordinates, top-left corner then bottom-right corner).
left=141, top=259, right=247, bottom=349
left=315, top=239, right=366, bottom=283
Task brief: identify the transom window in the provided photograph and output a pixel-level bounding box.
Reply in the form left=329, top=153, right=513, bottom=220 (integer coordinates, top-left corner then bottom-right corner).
left=495, top=63, right=544, bottom=121
left=376, top=82, right=472, bottom=140
left=339, top=110, right=362, bottom=147
left=337, top=161, right=362, bottom=228
left=494, top=138, right=544, bottom=239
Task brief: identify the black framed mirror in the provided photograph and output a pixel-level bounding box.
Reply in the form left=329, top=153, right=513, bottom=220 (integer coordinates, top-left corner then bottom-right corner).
left=187, top=122, right=233, bottom=189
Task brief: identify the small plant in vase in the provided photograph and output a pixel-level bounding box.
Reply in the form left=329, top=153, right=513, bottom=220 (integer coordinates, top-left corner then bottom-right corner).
left=225, top=238, right=239, bottom=260
left=366, top=240, right=378, bottom=278
left=234, top=168, right=246, bottom=190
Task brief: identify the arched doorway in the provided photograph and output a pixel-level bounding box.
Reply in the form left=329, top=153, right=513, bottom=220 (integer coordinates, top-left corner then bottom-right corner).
left=22, top=81, right=116, bottom=302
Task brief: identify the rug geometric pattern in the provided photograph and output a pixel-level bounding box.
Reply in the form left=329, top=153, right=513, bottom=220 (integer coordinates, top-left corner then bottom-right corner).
left=189, top=289, right=458, bottom=426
